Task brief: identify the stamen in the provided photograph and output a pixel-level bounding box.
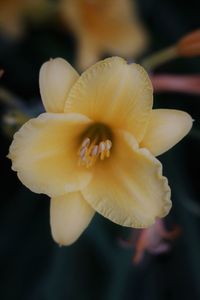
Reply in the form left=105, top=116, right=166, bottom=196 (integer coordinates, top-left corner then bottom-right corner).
left=80, top=147, right=87, bottom=159
left=81, top=137, right=90, bottom=148
left=78, top=137, right=112, bottom=167
left=105, top=140, right=112, bottom=158
left=91, top=145, right=99, bottom=156
left=99, top=142, right=105, bottom=152
left=99, top=142, right=106, bottom=160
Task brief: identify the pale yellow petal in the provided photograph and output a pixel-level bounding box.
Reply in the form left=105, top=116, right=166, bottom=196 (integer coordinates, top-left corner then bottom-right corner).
left=39, top=58, right=79, bottom=113
left=65, top=57, right=153, bottom=142
left=50, top=192, right=95, bottom=245
left=82, top=130, right=171, bottom=228
left=8, top=113, right=92, bottom=197
left=141, top=109, right=193, bottom=156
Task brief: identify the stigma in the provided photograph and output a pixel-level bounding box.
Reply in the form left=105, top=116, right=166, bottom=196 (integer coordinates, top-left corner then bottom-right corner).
left=78, top=137, right=112, bottom=168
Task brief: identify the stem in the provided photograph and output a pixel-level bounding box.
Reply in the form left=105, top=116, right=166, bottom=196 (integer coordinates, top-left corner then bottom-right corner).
left=141, top=46, right=178, bottom=71
left=0, top=87, right=23, bottom=109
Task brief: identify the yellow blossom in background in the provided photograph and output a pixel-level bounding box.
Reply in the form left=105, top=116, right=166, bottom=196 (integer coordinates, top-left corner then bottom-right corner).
left=8, top=57, right=192, bottom=245
left=0, top=0, right=52, bottom=38
left=60, top=0, right=148, bottom=70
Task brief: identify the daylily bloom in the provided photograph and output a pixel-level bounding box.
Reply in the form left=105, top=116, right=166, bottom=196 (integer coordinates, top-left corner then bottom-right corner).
left=60, top=0, right=147, bottom=70
left=8, top=57, right=192, bottom=246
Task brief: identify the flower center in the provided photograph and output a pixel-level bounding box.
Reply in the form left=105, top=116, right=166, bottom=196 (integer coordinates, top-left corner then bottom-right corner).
left=78, top=123, right=113, bottom=168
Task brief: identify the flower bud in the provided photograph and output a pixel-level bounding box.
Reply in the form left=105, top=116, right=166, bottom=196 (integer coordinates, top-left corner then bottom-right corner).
left=177, top=29, right=200, bottom=57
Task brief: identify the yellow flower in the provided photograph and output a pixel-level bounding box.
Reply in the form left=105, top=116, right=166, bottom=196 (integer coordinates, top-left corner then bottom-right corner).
left=8, top=57, right=192, bottom=245
left=60, top=0, right=147, bottom=70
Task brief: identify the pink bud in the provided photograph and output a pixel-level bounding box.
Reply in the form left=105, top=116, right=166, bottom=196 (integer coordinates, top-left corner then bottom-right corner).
left=177, top=29, right=200, bottom=57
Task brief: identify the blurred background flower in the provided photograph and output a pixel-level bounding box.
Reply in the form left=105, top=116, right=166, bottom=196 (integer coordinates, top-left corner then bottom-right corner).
left=60, top=0, right=148, bottom=70
left=0, top=0, right=54, bottom=39
left=120, top=219, right=181, bottom=265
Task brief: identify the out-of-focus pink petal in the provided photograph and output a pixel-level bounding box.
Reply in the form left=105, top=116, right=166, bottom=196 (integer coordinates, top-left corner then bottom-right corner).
left=148, top=242, right=171, bottom=255
left=151, top=75, right=200, bottom=95
left=121, top=219, right=181, bottom=265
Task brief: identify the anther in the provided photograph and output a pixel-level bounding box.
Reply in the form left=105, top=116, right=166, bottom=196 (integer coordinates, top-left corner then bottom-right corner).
left=105, top=140, right=112, bottom=150
left=78, top=138, right=112, bottom=167
left=80, top=147, right=87, bottom=159
left=105, top=140, right=112, bottom=158
left=91, top=145, right=99, bottom=156
left=81, top=137, right=90, bottom=148
left=99, top=142, right=106, bottom=160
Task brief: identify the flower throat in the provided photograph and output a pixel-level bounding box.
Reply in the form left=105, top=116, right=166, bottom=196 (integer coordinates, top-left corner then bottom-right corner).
left=78, top=123, right=113, bottom=168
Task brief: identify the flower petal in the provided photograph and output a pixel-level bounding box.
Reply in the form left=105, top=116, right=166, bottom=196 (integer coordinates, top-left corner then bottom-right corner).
left=65, top=57, right=153, bottom=142
left=8, top=113, right=92, bottom=197
left=82, top=130, right=171, bottom=228
left=39, top=58, right=79, bottom=113
left=141, top=109, right=193, bottom=156
left=50, top=192, right=95, bottom=245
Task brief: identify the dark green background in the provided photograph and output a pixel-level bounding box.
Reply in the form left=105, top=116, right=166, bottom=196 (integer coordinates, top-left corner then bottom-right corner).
left=0, top=0, right=200, bottom=299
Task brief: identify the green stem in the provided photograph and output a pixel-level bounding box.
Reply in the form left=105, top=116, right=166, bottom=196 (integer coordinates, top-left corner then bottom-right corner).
left=141, top=46, right=178, bottom=71
left=0, top=87, right=22, bottom=108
